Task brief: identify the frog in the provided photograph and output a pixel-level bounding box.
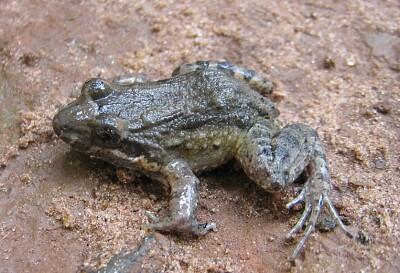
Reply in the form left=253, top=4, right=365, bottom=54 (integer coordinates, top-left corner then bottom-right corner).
left=52, top=61, right=353, bottom=261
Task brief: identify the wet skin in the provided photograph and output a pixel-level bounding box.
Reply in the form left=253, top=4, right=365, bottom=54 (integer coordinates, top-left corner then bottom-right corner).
left=53, top=61, right=353, bottom=262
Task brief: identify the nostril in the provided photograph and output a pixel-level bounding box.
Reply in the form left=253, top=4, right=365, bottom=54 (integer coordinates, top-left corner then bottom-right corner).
left=53, top=113, right=75, bottom=140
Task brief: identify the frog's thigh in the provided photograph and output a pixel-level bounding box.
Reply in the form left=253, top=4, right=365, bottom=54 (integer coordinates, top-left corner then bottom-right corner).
left=172, top=62, right=204, bottom=76
left=172, top=61, right=274, bottom=94
left=108, top=74, right=150, bottom=85
left=236, top=120, right=319, bottom=191
left=146, top=159, right=217, bottom=235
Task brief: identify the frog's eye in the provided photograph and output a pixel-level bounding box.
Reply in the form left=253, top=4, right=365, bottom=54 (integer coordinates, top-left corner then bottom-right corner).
left=92, top=126, right=121, bottom=148
left=82, top=78, right=113, bottom=100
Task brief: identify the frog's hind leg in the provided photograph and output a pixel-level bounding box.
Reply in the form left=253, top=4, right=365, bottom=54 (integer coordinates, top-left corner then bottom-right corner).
left=108, top=74, right=150, bottom=86
left=144, top=159, right=217, bottom=236
left=236, top=119, right=353, bottom=262
left=172, top=61, right=274, bottom=95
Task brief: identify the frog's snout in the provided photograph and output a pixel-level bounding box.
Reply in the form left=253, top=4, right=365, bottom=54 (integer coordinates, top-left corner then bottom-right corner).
left=53, top=110, right=92, bottom=151
left=52, top=111, right=63, bottom=137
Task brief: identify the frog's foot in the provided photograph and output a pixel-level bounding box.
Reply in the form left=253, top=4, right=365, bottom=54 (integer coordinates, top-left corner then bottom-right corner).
left=285, top=175, right=353, bottom=262
left=236, top=121, right=353, bottom=262
left=144, top=211, right=217, bottom=236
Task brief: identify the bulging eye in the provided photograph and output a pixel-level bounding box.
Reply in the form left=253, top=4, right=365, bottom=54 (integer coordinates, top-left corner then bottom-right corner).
left=92, top=126, right=121, bottom=148
left=82, top=78, right=113, bottom=100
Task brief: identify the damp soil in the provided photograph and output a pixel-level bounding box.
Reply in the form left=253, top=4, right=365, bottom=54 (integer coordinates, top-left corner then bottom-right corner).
left=0, top=1, right=399, bottom=272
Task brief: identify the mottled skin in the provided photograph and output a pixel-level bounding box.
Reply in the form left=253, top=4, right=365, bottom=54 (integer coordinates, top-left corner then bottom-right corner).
left=53, top=61, right=352, bottom=261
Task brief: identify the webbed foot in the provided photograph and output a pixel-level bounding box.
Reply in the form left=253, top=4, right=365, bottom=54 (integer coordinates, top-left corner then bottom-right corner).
left=285, top=180, right=353, bottom=262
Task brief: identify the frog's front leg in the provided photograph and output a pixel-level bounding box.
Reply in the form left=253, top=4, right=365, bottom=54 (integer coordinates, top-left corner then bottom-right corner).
left=236, top=119, right=353, bottom=261
left=145, top=159, right=217, bottom=235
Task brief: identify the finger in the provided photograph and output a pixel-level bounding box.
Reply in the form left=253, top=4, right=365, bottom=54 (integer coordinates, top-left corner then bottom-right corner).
left=192, top=222, right=218, bottom=235
left=145, top=211, right=160, bottom=222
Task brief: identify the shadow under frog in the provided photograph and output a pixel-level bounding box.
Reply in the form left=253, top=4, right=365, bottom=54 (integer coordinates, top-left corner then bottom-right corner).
left=53, top=61, right=353, bottom=262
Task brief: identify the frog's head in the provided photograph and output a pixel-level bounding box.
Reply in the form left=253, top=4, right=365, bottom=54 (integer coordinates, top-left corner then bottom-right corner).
left=53, top=78, right=125, bottom=153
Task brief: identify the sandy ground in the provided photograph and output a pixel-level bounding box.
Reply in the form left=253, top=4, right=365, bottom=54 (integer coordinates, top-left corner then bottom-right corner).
left=0, top=0, right=399, bottom=272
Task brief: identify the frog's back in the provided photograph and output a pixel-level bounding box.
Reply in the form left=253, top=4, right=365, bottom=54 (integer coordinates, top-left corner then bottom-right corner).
left=119, top=69, right=279, bottom=132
